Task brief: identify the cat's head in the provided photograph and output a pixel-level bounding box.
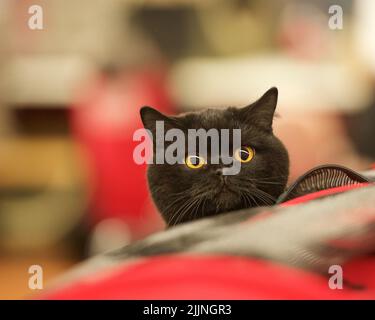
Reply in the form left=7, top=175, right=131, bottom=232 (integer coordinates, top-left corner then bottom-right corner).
left=140, top=87, right=289, bottom=226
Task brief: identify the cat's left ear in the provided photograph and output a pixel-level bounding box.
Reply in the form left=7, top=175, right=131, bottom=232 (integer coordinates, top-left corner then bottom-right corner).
left=140, top=106, right=181, bottom=136
left=241, top=87, right=278, bottom=130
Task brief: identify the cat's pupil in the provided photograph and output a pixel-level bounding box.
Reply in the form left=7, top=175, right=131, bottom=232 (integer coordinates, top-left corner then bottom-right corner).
left=190, top=156, right=200, bottom=165
left=240, top=149, right=249, bottom=160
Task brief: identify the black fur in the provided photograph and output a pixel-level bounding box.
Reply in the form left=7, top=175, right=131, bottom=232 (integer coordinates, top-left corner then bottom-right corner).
left=140, top=87, right=289, bottom=226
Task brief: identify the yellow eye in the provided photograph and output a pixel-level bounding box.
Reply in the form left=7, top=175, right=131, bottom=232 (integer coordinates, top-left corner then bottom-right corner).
left=234, top=146, right=255, bottom=163
left=185, top=155, right=206, bottom=169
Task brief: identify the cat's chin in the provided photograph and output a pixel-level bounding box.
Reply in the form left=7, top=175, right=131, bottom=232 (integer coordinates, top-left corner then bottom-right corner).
left=214, top=190, right=243, bottom=211
left=216, top=189, right=236, bottom=200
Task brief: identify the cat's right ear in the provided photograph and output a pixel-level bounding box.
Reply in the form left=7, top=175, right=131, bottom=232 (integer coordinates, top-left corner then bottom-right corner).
left=140, top=106, right=178, bottom=136
left=240, top=87, right=278, bottom=131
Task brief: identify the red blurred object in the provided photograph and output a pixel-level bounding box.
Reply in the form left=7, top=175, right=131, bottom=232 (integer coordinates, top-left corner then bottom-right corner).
left=42, top=255, right=375, bottom=300
left=71, top=67, right=174, bottom=238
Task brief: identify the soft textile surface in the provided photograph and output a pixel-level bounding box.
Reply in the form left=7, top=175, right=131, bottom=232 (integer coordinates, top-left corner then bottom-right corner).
left=41, top=183, right=375, bottom=299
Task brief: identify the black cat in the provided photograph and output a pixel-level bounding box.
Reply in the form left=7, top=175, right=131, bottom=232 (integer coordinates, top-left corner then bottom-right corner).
left=140, top=87, right=289, bottom=226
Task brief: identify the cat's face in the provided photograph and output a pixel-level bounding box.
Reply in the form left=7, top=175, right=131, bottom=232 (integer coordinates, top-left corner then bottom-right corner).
left=141, top=87, right=289, bottom=226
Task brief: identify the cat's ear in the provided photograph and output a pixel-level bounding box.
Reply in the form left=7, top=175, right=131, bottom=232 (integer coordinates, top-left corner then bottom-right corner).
left=140, top=106, right=179, bottom=135
left=241, top=87, right=278, bottom=130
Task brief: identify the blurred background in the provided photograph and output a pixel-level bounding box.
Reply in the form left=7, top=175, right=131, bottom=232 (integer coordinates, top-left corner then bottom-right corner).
left=1, top=0, right=375, bottom=299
